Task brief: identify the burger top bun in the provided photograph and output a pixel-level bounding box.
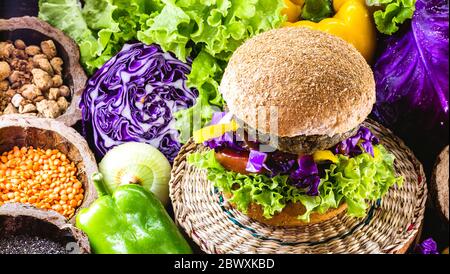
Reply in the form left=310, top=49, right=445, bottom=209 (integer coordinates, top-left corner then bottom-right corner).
left=220, top=27, right=376, bottom=137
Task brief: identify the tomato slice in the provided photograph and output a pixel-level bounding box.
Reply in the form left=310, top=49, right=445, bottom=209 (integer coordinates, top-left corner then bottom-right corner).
left=214, top=148, right=253, bottom=175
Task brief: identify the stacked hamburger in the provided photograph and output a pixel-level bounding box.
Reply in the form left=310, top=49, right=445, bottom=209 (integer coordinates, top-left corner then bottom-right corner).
left=189, top=28, right=403, bottom=226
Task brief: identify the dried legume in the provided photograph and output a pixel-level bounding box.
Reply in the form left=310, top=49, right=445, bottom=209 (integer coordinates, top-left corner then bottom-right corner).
left=0, top=146, right=84, bottom=218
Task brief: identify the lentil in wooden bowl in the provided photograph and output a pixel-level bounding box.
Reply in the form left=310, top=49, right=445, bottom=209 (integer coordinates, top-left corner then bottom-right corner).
left=0, top=115, right=97, bottom=223
left=0, top=203, right=90, bottom=254
left=0, top=16, right=87, bottom=126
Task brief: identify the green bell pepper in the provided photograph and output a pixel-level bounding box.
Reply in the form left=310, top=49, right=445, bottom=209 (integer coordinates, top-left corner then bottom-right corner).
left=76, top=173, right=192, bottom=254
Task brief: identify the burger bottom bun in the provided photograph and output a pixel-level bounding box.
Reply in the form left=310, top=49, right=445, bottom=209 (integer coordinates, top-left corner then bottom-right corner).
left=223, top=192, right=348, bottom=227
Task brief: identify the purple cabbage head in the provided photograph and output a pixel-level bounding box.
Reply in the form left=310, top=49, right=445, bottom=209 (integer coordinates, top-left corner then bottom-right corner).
left=80, top=43, right=198, bottom=162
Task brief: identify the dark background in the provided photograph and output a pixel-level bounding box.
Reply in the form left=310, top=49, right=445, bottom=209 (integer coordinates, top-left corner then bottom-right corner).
left=1, top=0, right=448, bottom=253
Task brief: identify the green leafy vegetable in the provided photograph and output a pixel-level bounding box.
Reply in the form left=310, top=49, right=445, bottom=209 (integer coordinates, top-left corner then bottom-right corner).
left=174, top=51, right=225, bottom=143
left=366, top=0, right=416, bottom=35
left=138, top=0, right=286, bottom=141
left=38, top=0, right=103, bottom=74
left=39, top=0, right=285, bottom=139
left=38, top=0, right=162, bottom=74
left=188, top=145, right=403, bottom=221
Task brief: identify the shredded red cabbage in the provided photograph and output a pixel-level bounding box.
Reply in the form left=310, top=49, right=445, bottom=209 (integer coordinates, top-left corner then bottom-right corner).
left=333, top=126, right=380, bottom=157
left=246, top=150, right=268, bottom=173
left=205, top=112, right=381, bottom=197
left=263, top=151, right=297, bottom=177
left=80, top=43, right=198, bottom=162
left=290, top=155, right=321, bottom=196
left=204, top=112, right=245, bottom=151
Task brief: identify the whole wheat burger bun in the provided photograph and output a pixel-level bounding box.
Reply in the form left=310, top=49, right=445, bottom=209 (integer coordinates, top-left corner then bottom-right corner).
left=220, top=27, right=376, bottom=138
left=431, top=145, right=449, bottom=222
left=223, top=192, right=347, bottom=227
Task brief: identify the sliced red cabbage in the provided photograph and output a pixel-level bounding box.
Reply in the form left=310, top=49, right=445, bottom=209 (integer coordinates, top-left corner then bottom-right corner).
left=204, top=112, right=245, bottom=151
left=290, top=155, right=321, bottom=196
left=263, top=152, right=297, bottom=178
left=211, top=112, right=226, bottom=124
left=246, top=150, right=268, bottom=173
left=80, top=43, right=198, bottom=162
left=334, top=127, right=380, bottom=157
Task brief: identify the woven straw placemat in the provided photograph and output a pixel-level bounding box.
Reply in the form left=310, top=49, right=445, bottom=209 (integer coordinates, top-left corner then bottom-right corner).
left=169, top=120, right=427, bottom=254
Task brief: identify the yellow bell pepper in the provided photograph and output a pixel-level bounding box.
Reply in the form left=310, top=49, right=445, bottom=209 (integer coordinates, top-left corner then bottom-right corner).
left=283, top=0, right=376, bottom=63
left=193, top=120, right=239, bottom=144
left=312, top=150, right=339, bottom=164
left=281, top=0, right=304, bottom=23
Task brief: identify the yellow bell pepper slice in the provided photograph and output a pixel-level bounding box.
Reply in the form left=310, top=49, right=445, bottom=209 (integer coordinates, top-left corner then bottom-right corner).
left=284, top=0, right=377, bottom=63
left=193, top=120, right=239, bottom=144
left=313, top=150, right=339, bottom=164
left=373, top=145, right=380, bottom=159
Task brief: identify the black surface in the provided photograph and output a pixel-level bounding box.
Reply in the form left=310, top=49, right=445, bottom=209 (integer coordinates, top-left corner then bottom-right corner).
left=0, top=0, right=39, bottom=18
left=1, top=0, right=448, bottom=254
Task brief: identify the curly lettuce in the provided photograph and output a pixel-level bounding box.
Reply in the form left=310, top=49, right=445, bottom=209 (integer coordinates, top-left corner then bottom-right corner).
left=138, top=0, right=286, bottom=142
left=366, top=0, right=416, bottom=35
left=188, top=145, right=403, bottom=222
left=39, top=0, right=162, bottom=74
left=39, top=0, right=285, bottom=141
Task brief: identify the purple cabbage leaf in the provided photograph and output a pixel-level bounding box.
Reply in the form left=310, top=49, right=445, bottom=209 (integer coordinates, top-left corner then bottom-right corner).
left=334, top=127, right=380, bottom=157
left=373, top=0, right=449, bottom=132
left=246, top=150, right=268, bottom=173
left=415, top=238, right=439, bottom=254
left=290, top=155, right=321, bottom=196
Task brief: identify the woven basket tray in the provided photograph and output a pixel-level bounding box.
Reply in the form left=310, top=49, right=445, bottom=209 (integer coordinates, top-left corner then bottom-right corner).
left=169, top=120, right=427, bottom=254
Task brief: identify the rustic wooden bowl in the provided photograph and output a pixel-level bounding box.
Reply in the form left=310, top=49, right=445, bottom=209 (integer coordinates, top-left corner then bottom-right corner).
left=431, top=145, right=449, bottom=223
left=0, top=16, right=87, bottom=127
left=0, top=203, right=90, bottom=254
left=0, top=115, right=97, bottom=224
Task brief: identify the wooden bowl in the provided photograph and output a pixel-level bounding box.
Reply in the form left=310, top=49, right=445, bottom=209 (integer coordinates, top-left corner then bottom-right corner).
left=0, top=115, right=97, bottom=223
left=431, top=145, right=449, bottom=223
left=0, top=203, right=90, bottom=254
left=0, top=16, right=87, bottom=127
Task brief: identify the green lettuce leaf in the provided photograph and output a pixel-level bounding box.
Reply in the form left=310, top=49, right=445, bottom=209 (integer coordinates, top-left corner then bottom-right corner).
left=138, top=0, right=286, bottom=139
left=39, top=0, right=284, bottom=141
left=38, top=0, right=103, bottom=74
left=366, top=0, right=416, bottom=35
left=174, top=51, right=225, bottom=143
left=188, top=144, right=403, bottom=222
left=39, top=0, right=163, bottom=74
